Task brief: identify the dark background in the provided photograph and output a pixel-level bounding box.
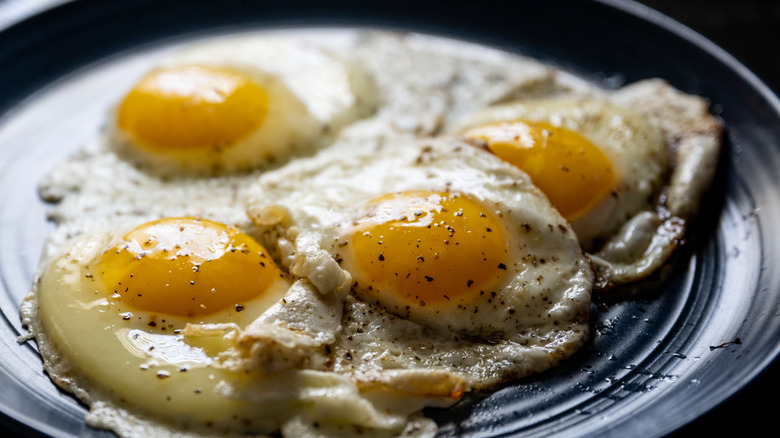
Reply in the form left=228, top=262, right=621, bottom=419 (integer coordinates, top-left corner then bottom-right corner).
left=639, top=0, right=780, bottom=93
left=637, top=0, right=779, bottom=436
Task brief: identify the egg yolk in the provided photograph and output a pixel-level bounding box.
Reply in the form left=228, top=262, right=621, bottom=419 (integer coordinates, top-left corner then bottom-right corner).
left=463, top=120, right=617, bottom=220
left=348, top=191, right=510, bottom=307
left=117, top=66, right=268, bottom=151
left=97, top=217, right=282, bottom=318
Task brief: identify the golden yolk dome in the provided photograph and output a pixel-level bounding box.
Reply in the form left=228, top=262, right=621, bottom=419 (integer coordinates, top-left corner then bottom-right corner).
left=344, top=191, right=510, bottom=311
left=97, top=217, right=282, bottom=318
left=463, top=120, right=617, bottom=221
left=117, top=65, right=268, bottom=151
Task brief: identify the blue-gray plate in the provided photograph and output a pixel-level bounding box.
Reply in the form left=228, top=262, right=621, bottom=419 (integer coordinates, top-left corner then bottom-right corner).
left=1, top=0, right=778, bottom=436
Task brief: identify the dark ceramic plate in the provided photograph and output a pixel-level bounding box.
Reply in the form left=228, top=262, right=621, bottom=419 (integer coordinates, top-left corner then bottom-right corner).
left=1, top=0, right=779, bottom=437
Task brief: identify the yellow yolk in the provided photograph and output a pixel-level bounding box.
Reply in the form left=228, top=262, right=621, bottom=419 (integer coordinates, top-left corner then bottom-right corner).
left=117, top=66, right=268, bottom=151
left=97, top=217, right=282, bottom=318
left=347, top=191, right=510, bottom=307
left=463, top=120, right=617, bottom=220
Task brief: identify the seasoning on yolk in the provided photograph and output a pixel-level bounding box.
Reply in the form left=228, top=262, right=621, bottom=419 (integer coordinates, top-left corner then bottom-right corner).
left=97, top=217, right=282, bottom=317
left=463, top=120, right=617, bottom=221
left=348, top=191, right=510, bottom=307
left=117, top=65, right=268, bottom=151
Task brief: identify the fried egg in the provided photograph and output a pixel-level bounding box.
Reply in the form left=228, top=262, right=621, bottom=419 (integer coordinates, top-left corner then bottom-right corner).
left=244, top=135, right=593, bottom=388
left=453, top=80, right=722, bottom=291
left=22, top=217, right=290, bottom=433
left=108, top=36, right=377, bottom=175
left=21, top=217, right=455, bottom=436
